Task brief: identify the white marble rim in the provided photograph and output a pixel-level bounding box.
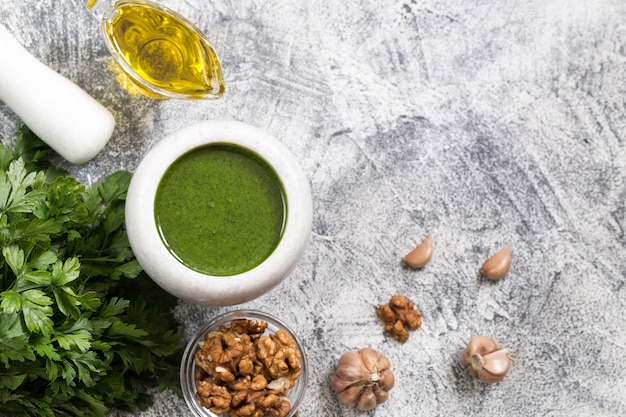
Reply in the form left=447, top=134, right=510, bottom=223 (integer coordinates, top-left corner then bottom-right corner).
left=125, top=120, right=313, bottom=306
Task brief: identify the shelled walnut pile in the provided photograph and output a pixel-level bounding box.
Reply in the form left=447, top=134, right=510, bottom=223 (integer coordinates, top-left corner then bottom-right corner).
left=376, top=295, right=422, bottom=343
left=194, top=318, right=302, bottom=417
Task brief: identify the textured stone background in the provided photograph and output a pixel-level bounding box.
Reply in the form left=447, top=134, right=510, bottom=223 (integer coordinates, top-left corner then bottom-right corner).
left=1, top=0, right=626, bottom=416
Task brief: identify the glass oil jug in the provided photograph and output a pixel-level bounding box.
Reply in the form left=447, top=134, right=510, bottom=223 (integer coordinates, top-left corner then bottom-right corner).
left=86, top=0, right=225, bottom=100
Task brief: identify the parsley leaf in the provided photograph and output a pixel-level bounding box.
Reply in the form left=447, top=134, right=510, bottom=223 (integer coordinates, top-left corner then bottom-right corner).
left=0, top=124, right=183, bottom=417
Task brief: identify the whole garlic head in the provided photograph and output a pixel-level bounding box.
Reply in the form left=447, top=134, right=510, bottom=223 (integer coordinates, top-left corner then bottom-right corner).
left=460, top=336, right=512, bottom=384
left=331, top=348, right=394, bottom=411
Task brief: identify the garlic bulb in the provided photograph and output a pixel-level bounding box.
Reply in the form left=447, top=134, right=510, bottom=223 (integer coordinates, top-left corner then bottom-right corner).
left=460, top=336, right=512, bottom=383
left=331, top=348, right=394, bottom=411
left=480, top=244, right=511, bottom=280
left=403, top=233, right=433, bottom=268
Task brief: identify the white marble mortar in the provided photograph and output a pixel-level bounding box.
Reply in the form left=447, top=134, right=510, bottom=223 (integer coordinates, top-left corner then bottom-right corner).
left=125, top=120, right=313, bottom=306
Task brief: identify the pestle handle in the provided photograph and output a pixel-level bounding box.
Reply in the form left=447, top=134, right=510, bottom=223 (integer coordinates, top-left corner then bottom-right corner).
left=0, top=24, right=115, bottom=164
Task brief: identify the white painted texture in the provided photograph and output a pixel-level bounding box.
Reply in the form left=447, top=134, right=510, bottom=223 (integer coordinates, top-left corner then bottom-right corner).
left=1, top=0, right=626, bottom=416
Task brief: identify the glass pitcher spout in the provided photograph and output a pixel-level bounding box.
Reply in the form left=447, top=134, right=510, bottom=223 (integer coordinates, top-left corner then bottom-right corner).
left=86, top=0, right=115, bottom=20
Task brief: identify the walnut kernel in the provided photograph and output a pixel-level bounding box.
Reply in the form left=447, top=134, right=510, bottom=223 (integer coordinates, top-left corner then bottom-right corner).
left=376, top=295, right=422, bottom=343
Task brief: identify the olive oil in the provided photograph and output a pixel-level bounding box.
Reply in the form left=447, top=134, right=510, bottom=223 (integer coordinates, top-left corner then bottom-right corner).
left=87, top=0, right=224, bottom=99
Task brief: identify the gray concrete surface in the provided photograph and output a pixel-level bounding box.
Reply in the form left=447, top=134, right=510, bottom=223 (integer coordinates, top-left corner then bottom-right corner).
left=1, top=0, right=625, bottom=416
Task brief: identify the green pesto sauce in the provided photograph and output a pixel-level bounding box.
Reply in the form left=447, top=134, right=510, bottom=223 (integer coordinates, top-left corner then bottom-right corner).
left=154, top=144, right=286, bottom=276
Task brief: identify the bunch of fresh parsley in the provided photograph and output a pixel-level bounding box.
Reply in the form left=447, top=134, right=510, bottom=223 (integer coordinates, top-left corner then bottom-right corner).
left=0, top=125, right=183, bottom=416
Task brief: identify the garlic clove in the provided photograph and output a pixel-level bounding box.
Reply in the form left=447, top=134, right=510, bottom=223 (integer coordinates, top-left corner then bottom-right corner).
left=476, top=363, right=508, bottom=384
left=371, top=383, right=390, bottom=404
left=336, top=385, right=364, bottom=407
left=355, top=387, right=378, bottom=411
left=330, top=377, right=348, bottom=393
left=462, top=335, right=500, bottom=359
left=403, top=233, right=433, bottom=268
left=358, top=347, right=381, bottom=373
left=481, top=348, right=512, bottom=377
left=377, top=368, right=395, bottom=391
left=480, top=244, right=511, bottom=280
left=334, top=351, right=370, bottom=381
left=377, top=355, right=392, bottom=372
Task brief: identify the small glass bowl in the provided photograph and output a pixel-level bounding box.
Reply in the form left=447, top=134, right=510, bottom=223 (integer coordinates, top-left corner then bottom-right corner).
left=180, top=310, right=308, bottom=417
